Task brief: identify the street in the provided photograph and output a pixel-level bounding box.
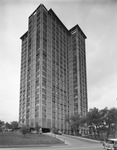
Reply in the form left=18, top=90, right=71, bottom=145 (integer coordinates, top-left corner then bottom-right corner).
left=3, top=134, right=103, bottom=150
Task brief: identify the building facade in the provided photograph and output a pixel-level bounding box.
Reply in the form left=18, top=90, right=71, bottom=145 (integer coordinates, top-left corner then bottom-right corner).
left=19, top=4, right=88, bottom=133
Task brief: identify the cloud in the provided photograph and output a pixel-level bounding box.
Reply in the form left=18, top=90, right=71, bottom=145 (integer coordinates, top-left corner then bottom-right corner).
left=87, top=21, right=117, bottom=87
left=85, top=1, right=117, bottom=110
left=88, top=74, right=117, bottom=109
left=0, top=60, right=19, bottom=122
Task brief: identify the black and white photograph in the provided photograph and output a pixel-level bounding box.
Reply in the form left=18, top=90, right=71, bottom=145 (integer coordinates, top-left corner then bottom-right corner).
left=0, top=0, right=117, bottom=149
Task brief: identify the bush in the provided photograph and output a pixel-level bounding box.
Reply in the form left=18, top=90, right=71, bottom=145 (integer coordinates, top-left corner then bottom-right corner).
left=51, top=127, right=58, bottom=134
left=35, top=124, right=41, bottom=134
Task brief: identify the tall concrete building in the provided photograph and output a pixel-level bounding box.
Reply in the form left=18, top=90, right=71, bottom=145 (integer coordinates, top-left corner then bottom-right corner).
left=19, top=4, right=88, bottom=132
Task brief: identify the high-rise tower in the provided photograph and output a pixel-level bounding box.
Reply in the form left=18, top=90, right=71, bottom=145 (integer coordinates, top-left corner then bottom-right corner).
left=19, top=4, right=88, bottom=133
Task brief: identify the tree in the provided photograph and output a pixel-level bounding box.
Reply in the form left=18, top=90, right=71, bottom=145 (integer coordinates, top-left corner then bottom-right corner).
left=35, top=123, right=41, bottom=134
left=104, top=107, right=117, bottom=138
left=85, top=107, right=117, bottom=140
left=51, top=127, right=58, bottom=134
left=86, top=107, right=102, bottom=139
left=0, top=120, right=5, bottom=126
left=66, top=107, right=117, bottom=140
left=6, top=122, right=12, bottom=129
left=65, top=114, right=83, bottom=135
left=98, top=107, right=109, bottom=139
left=21, top=125, right=29, bottom=138
left=0, top=120, right=5, bottom=132
left=10, top=121, right=18, bottom=130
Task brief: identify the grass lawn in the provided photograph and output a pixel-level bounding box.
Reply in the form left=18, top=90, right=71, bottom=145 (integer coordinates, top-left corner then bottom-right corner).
left=0, top=132, right=64, bottom=146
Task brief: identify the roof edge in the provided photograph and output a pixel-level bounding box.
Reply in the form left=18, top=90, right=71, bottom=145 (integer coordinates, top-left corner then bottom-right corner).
left=69, top=25, right=87, bottom=39
left=48, top=9, right=68, bottom=32
left=20, top=31, right=28, bottom=40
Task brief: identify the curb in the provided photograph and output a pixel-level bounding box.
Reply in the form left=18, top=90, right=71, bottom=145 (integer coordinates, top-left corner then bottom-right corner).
left=0, top=143, right=66, bottom=148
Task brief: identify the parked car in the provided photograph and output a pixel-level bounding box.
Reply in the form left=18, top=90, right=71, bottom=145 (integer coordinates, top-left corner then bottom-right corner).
left=103, top=139, right=117, bottom=150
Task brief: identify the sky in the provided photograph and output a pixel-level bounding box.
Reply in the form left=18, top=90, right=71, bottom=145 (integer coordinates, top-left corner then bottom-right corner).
left=0, top=0, right=117, bottom=123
